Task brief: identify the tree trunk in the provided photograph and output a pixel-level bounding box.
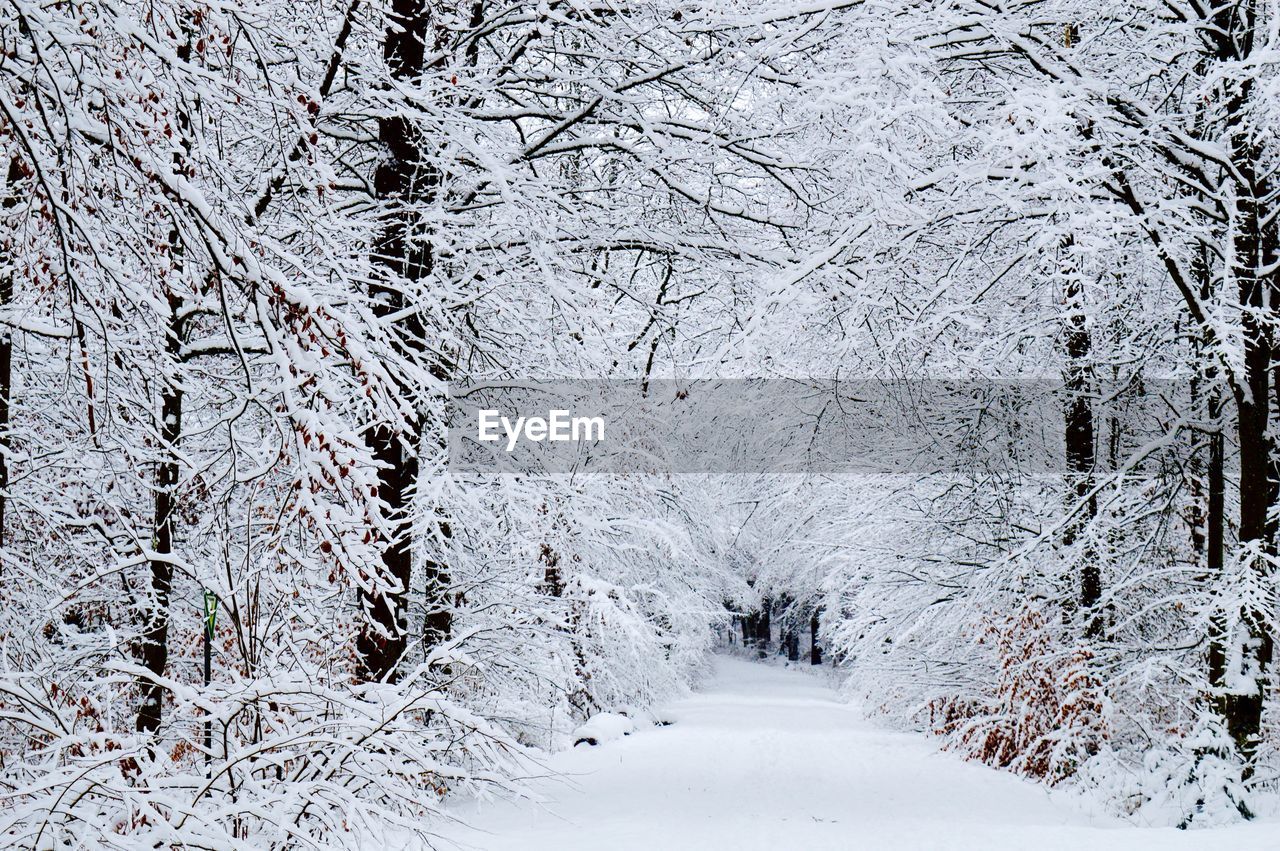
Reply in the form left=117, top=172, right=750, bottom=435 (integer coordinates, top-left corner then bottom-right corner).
left=137, top=299, right=184, bottom=734
left=1059, top=24, right=1100, bottom=637
left=1226, top=197, right=1273, bottom=762
left=1190, top=241, right=1232, bottom=749
left=755, top=598, right=771, bottom=657
left=810, top=610, right=822, bottom=665
left=1205, top=370, right=1231, bottom=723
left=359, top=0, right=453, bottom=682
left=359, top=427, right=418, bottom=682
left=0, top=155, right=21, bottom=554
left=785, top=627, right=799, bottom=662
left=137, top=36, right=194, bottom=730
left=1214, top=0, right=1276, bottom=763
left=1062, top=259, right=1100, bottom=637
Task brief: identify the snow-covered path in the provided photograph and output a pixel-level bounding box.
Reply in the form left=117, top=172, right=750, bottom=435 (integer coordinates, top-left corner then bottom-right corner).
left=437, top=656, right=1275, bottom=850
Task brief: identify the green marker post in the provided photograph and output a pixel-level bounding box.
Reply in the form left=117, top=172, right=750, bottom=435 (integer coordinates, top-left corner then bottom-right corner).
left=202, top=589, right=218, bottom=769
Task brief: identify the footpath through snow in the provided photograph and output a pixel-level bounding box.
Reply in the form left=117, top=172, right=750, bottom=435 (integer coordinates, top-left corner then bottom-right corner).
left=433, top=656, right=1277, bottom=850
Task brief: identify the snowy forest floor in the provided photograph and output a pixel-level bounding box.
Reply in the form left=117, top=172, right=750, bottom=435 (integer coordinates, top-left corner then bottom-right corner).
left=423, top=657, right=1276, bottom=850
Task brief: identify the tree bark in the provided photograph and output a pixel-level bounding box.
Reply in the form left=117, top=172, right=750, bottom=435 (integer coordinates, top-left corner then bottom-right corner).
left=1204, top=364, right=1233, bottom=733
left=1061, top=243, right=1099, bottom=638
left=1210, top=1, right=1276, bottom=766
left=810, top=610, right=822, bottom=665
left=1188, top=238, right=1233, bottom=749
left=1058, top=26, right=1100, bottom=639
left=784, top=627, right=799, bottom=662
left=0, top=155, right=21, bottom=554
left=755, top=597, right=771, bottom=657
left=137, top=28, right=194, bottom=730
left=137, top=298, right=185, bottom=734
left=1225, top=198, right=1273, bottom=762
left=359, top=0, right=462, bottom=681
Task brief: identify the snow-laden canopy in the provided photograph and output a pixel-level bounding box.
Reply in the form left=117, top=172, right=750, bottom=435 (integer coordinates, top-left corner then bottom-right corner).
left=1, top=0, right=1277, bottom=845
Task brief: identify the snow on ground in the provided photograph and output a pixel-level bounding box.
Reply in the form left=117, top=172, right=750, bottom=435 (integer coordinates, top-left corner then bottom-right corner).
left=434, top=656, right=1277, bottom=850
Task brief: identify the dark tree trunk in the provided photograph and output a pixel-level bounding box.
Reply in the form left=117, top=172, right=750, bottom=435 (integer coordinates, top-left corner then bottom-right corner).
left=358, top=426, right=419, bottom=682
left=755, top=598, right=771, bottom=657
left=784, top=628, right=799, bottom=662
left=777, top=594, right=797, bottom=660
left=1173, top=28, right=1254, bottom=791
left=1227, top=217, right=1273, bottom=763
left=1056, top=24, right=1102, bottom=639
left=1190, top=242, right=1232, bottom=748
left=1212, top=0, right=1276, bottom=764
left=137, top=299, right=185, bottom=734
left=1060, top=232, right=1100, bottom=637
left=1227, top=294, right=1272, bottom=763
left=138, top=46, right=194, bottom=731
left=0, top=155, right=21, bottom=554
left=359, top=0, right=456, bottom=682
left=1205, top=370, right=1233, bottom=730
left=539, top=542, right=563, bottom=597
left=810, top=610, right=822, bottom=665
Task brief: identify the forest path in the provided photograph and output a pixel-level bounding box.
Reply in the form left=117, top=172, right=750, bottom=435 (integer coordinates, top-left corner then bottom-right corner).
left=434, top=656, right=1272, bottom=850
